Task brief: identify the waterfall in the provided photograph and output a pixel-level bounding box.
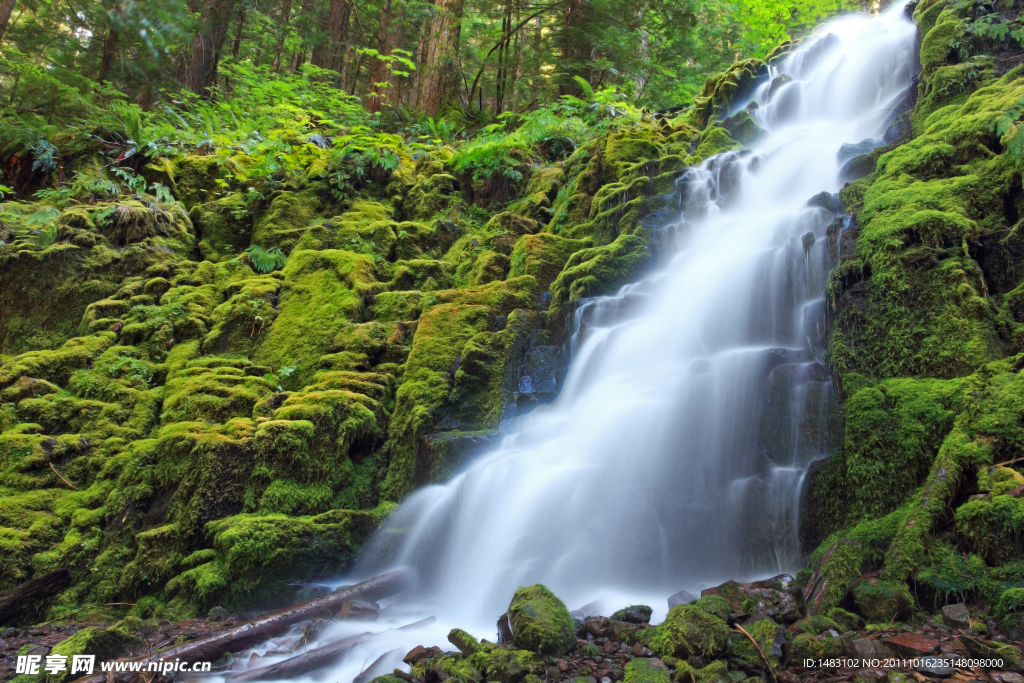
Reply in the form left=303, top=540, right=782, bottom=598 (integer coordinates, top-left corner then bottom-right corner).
left=225, top=6, right=917, bottom=681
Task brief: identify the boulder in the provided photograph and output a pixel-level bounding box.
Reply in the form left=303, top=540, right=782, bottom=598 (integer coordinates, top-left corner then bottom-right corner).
left=507, top=584, right=577, bottom=656
left=941, top=603, right=970, bottom=629
left=611, top=605, right=653, bottom=624
left=646, top=604, right=730, bottom=659
left=624, top=658, right=671, bottom=683
left=852, top=576, right=910, bottom=623
left=668, top=589, right=698, bottom=610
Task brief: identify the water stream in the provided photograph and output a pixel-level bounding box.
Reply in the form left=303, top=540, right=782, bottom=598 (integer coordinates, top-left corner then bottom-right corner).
left=212, top=7, right=918, bottom=681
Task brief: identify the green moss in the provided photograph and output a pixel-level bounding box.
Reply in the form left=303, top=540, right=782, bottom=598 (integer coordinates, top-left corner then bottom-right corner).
left=647, top=604, right=730, bottom=659
left=46, top=623, right=141, bottom=683
left=509, top=233, right=589, bottom=292
left=995, top=588, right=1024, bottom=630
left=790, top=631, right=841, bottom=661
left=507, top=584, right=576, bottom=656
left=729, top=618, right=782, bottom=667
left=191, top=192, right=255, bottom=261
left=549, top=233, right=650, bottom=308
left=624, top=658, right=671, bottom=683
left=693, top=595, right=730, bottom=621
left=251, top=189, right=322, bottom=254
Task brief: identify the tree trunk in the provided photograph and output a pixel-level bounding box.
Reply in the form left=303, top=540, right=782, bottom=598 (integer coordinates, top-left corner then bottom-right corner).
left=559, top=0, right=592, bottom=96
left=417, top=0, right=464, bottom=116
left=0, top=569, right=72, bottom=625
left=366, top=0, right=395, bottom=112
left=271, top=0, right=294, bottom=72
left=180, top=0, right=237, bottom=96
left=0, top=0, right=16, bottom=44
left=310, top=0, right=351, bottom=78
left=97, top=26, right=119, bottom=84
left=231, top=6, right=246, bottom=59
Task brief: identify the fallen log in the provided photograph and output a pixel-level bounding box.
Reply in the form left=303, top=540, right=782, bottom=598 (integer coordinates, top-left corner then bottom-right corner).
left=230, top=632, right=371, bottom=681
left=75, top=568, right=414, bottom=683
left=0, top=569, right=72, bottom=624
left=232, top=616, right=436, bottom=681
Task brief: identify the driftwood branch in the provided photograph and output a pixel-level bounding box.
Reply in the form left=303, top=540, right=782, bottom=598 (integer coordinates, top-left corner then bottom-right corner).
left=733, top=624, right=776, bottom=683
left=76, top=568, right=414, bottom=683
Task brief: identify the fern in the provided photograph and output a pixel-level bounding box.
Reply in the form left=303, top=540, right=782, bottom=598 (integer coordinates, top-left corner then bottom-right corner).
left=245, top=245, right=287, bottom=273
left=30, top=224, right=58, bottom=249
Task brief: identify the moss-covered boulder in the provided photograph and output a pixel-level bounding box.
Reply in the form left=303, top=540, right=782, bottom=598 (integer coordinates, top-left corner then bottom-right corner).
left=646, top=604, right=730, bottom=659
left=46, top=622, right=141, bottom=682
left=612, top=604, right=653, bottom=624
left=506, top=584, right=576, bottom=656
left=623, top=658, right=671, bottom=683
left=852, top=577, right=910, bottom=623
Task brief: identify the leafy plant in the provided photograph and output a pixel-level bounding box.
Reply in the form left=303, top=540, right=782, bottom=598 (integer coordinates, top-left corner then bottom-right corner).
left=245, top=245, right=288, bottom=273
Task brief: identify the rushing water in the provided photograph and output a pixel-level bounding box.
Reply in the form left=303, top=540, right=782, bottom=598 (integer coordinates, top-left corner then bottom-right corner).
left=213, top=7, right=918, bottom=682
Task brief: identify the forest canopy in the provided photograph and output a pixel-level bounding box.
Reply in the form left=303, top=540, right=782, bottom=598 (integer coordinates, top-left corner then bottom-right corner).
left=0, top=0, right=859, bottom=172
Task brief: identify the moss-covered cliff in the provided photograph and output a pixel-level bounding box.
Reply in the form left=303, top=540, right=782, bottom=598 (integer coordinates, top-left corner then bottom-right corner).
left=0, top=76, right=758, bottom=623
left=804, top=0, right=1024, bottom=626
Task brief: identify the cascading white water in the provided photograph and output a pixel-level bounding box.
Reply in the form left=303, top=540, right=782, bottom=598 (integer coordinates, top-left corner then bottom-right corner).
left=213, top=8, right=918, bottom=682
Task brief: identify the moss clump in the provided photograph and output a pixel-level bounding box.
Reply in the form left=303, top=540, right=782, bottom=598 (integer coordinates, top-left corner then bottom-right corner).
left=623, top=657, right=671, bottom=683
left=995, top=588, right=1024, bottom=630
left=509, top=233, right=589, bottom=292
left=647, top=604, right=730, bottom=659
left=791, top=631, right=842, bottom=661
left=507, top=584, right=576, bottom=656
left=46, top=623, right=141, bottom=683
left=549, top=233, right=650, bottom=308
left=729, top=617, right=784, bottom=668
left=251, top=189, right=322, bottom=254
left=693, top=595, right=731, bottom=621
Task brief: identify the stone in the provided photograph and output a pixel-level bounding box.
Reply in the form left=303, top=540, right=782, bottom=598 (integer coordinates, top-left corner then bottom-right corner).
left=852, top=669, right=889, bottom=683
left=612, top=605, right=653, bottom=624
left=807, top=191, right=841, bottom=214
left=668, top=589, right=698, bottom=610
left=402, top=645, right=441, bottom=664
left=837, top=139, right=882, bottom=165
left=853, top=576, right=910, bottom=622
left=941, top=603, right=970, bottom=629
left=913, top=657, right=954, bottom=677
left=586, top=616, right=611, bottom=638
left=508, top=584, right=577, bottom=656
left=207, top=606, right=229, bottom=622
left=998, top=674, right=1024, bottom=683
left=448, top=628, right=481, bottom=655
left=847, top=638, right=894, bottom=659
left=884, top=632, right=938, bottom=657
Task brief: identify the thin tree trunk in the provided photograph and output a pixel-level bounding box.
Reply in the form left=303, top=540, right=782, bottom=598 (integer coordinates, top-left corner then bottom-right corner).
left=180, top=0, right=237, bottom=96
left=417, top=0, right=464, bottom=116
left=366, top=0, right=395, bottom=112
left=231, top=6, right=246, bottom=59
left=559, top=0, right=591, bottom=96
left=272, top=0, right=294, bottom=72
left=0, top=0, right=16, bottom=44
left=97, top=23, right=119, bottom=83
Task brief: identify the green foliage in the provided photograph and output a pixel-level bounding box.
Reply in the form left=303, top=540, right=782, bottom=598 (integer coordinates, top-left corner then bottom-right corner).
left=244, top=245, right=288, bottom=274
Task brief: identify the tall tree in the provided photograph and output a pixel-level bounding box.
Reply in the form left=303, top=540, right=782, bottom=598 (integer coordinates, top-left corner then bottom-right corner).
left=310, top=0, right=351, bottom=79
left=559, top=0, right=592, bottom=96
left=271, top=0, right=294, bottom=71
left=366, top=0, right=396, bottom=112
left=180, top=0, right=237, bottom=96
left=0, top=0, right=16, bottom=43
left=416, top=0, right=464, bottom=116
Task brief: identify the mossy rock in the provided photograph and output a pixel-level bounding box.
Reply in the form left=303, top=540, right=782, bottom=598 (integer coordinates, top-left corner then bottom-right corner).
left=507, top=584, right=576, bottom=656
left=612, top=604, right=653, bottom=624
left=46, top=623, right=141, bottom=683
left=852, top=578, right=910, bottom=622
left=251, top=189, right=323, bottom=254
left=791, top=631, right=842, bottom=661
left=693, top=595, right=731, bottom=621
left=509, top=233, right=589, bottom=292
left=623, top=658, right=670, bottom=683
left=727, top=617, right=784, bottom=668
left=647, top=604, right=730, bottom=659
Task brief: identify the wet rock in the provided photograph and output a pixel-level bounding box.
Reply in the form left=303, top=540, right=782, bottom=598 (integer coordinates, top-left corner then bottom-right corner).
left=668, top=589, right=698, bottom=610
left=846, top=638, right=893, bottom=659
left=941, top=603, right=970, bottom=629
left=837, top=139, right=882, bottom=165
left=508, top=584, right=577, bottom=656
left=207, top=606, right=229, bottom=622
left=852, top=669, right=889, bottom=683
left=586, top=616, right=611, bottom=638
left=612, top=605, right=653, bottom=624
left=839, top=154, right=877, bottom=183
left=914, top=656, right=954, bottom=677
left=884, top=632, right=938, bottom=657
left=806, top=191, right=841, bottom=214
left=498, top=613, right=513, bottom=643
left=997, top=674, right=1024, bottom=683
left=403, top=645, right=442, bottom=664
left=337, top=600, right=380, bottom=621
